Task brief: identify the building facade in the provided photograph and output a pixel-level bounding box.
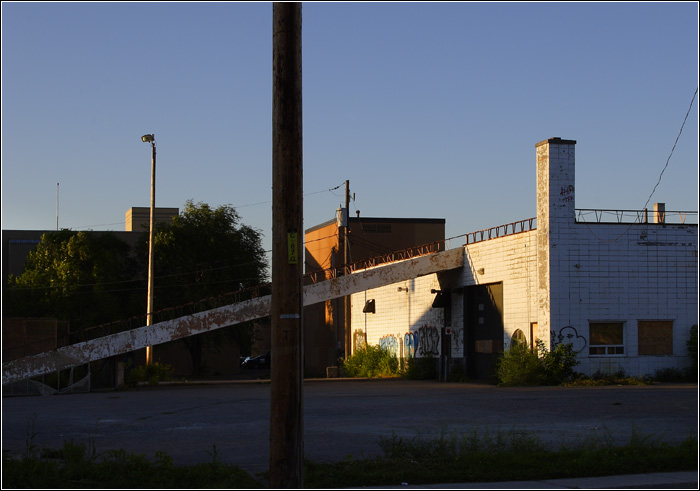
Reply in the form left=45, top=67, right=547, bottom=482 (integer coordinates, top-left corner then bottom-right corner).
left=125, top=207, right=179, bottom=232
left=304, top=216, right=446, bottom=376
left=350, top=138, right=698, bottom=379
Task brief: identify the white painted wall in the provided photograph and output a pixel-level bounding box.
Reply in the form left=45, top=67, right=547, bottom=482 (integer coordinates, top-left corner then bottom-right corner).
left=556, top=221, right=698, bottom=376
left=351, top=274, right=444, bottom=358
left=457, top=230, right=540, bottom=350
left=350, top=220, right=697, bottom=377
left=349, top=138, right=698, bottom=378
left=350, top=229, right=540, bottom=360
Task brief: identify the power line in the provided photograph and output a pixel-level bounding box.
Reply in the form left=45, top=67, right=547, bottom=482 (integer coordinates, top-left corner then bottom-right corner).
left=62, top=182, right=346, bottom=229
left=234, top=182, right=347, bottom=209
left=642, top=87, right=698, bottom=211
left=303, top=230, right=339, bottom=245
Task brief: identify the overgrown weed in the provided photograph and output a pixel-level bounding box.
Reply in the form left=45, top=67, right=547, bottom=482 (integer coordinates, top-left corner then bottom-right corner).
left=341, top=345, right=401, bottom=378
left=2, top=439, right=263, bottom=489
left=4, top=427, right=696, bottom=489
left=125, top=361, right=174, bottom=386
left=305, top=427, right=698, bottom=488
left=496, top=340, right=580, bottom=386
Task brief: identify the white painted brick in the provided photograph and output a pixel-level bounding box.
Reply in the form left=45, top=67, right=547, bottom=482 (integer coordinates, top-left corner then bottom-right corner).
left=349, top=140, right=697, bottom=377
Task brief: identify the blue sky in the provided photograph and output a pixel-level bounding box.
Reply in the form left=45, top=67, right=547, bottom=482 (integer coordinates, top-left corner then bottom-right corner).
left=2, top=1, right=698, bottom=259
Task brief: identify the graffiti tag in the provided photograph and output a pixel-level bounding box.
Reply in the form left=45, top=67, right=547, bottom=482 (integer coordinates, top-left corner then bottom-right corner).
left=551, top=325, right=586, bottom=354
left=560, top=184, right=575, bottom=202
left=379, top=335, right=399, bottom=357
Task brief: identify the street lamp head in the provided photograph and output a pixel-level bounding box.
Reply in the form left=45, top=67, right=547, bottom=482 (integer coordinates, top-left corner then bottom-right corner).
left=141, top=134, right=155, bottom=143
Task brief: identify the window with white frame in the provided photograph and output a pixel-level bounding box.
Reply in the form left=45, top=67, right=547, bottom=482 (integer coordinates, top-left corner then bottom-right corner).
left=589, top=322, right=625, bottom=356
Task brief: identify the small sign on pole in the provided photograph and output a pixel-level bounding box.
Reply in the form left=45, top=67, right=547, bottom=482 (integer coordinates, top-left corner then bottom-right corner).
left=287, top=232, right=299, bottom=264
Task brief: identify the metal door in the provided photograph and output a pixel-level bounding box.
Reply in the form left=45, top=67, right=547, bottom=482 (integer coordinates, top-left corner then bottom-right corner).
left=464, top=282, right=504, bottom=381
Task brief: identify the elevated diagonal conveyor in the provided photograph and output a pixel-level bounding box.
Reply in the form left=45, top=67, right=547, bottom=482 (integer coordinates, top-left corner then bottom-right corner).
left=3, top=247, right=463, bottom=385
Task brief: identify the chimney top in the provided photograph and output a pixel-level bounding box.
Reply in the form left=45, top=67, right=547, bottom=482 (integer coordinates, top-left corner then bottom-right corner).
left=536, top=137, right=577, bottom=147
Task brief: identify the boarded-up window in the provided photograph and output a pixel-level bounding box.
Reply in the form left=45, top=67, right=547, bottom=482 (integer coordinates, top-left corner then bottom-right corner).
left=638, top=321, right=673, bottom=355
left=475, top=339, right=494, bottom=353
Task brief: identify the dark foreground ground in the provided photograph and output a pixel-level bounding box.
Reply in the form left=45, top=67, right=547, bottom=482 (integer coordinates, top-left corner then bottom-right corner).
left=2, top=379, right=697, bottom=478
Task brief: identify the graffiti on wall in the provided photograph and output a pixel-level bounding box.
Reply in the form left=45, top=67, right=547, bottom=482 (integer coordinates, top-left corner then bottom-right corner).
left=404, top=332, right=416, bottom=358
left=403, top=325, right=440, bottom=357
left=450, top=327, right=463, bottom=354
left=418, top=325, right=440, bottom=355
left=379, top=334, right=399, bottom=357
left=551, top=325, right=586, bottom=353
left=560, top=184, right=575, bottom=202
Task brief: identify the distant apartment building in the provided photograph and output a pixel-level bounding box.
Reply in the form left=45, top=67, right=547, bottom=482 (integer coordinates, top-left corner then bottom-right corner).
left=125, top=207, right=180, bottom=232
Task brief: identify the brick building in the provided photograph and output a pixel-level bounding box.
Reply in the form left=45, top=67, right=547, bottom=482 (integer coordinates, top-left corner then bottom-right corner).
left=304, top=215, right=445, bottom=376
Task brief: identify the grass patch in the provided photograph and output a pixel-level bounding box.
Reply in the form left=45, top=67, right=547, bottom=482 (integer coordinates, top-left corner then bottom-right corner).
left=3, top=417, right=263, bottom=489
left=565, top=371, right=652, bottom=386
left=4, top=423, right=696, bottom=489
left=304, top=429, right=698, bottom=488
left=2, top=440, right=263, bottom=489
left=565, top=367, right=698, bottom=386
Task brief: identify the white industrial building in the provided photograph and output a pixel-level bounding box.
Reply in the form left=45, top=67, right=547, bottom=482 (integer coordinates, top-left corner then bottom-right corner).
left=350, top=138, right=698, bottom=379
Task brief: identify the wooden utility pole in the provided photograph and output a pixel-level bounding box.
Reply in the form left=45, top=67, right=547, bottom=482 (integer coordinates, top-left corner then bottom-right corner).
left=343, top=180, right=351, bottom=358
left=270, top=2, right=304, bottom=488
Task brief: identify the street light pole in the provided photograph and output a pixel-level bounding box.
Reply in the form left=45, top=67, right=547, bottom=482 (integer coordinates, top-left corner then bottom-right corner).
left=142, top=133, right=156, bottom=365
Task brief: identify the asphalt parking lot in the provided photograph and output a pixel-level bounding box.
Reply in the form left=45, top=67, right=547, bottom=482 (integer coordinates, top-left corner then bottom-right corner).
left=2, top=379, right=697, bottom=477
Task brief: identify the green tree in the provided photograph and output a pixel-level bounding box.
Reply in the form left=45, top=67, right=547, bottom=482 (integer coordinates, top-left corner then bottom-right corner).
left=144, top=200, right=269, bottom=375
left=4, top=202, right=268, bottom=376
left=5, top=230, right=141, bottom=332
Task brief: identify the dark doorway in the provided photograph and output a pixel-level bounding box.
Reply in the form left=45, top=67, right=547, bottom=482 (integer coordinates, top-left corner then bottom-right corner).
left=464, top=282, right=504, bottom=381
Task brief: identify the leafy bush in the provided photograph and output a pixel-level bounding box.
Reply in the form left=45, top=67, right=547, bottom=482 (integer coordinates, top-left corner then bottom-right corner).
left=496, top=340, right=579, bottom=386
left=403, top=353, right=438, bottom=380
left=537, top=340, right=579, bottom=385
left=496, top=342, right=543, bottom=386
left=125, top=362, right=174, bottom=386
left=342, top=345, right=399, bottom=378
left=653, top=368, right=688, bottom=383
left=446, top=364, right=469, bottom=383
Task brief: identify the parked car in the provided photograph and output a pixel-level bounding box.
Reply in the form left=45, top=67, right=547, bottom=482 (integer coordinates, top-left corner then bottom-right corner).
left=241, top=351, right=270, bottom=369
